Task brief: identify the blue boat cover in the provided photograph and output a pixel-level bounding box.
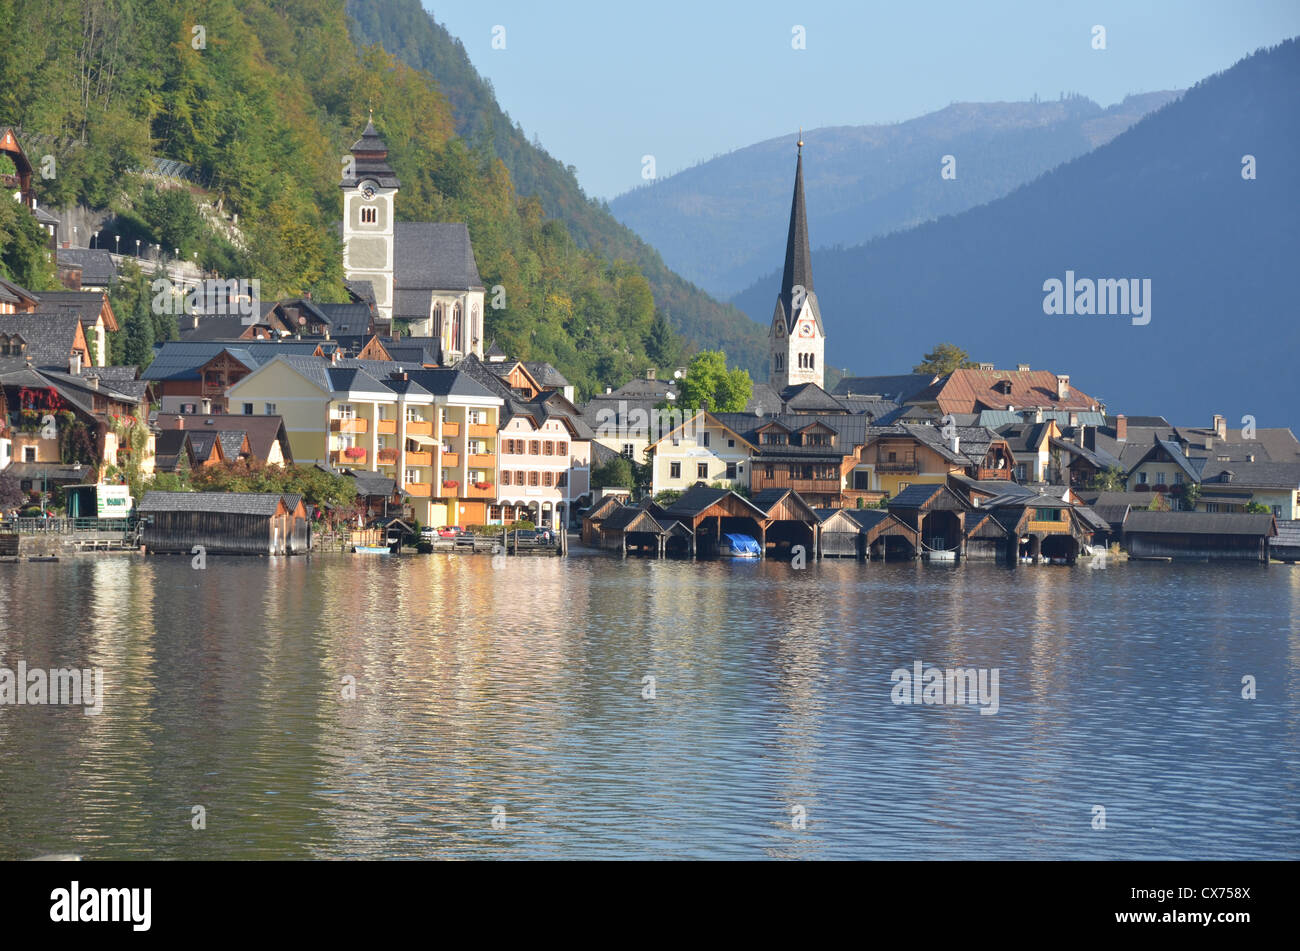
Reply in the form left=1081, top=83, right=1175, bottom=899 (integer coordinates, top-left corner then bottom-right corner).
left=721, top=533, right=761, bottom=555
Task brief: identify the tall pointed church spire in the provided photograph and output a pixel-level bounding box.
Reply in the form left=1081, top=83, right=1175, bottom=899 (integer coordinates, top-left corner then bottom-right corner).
left=779, top=133, right=813, bottom=331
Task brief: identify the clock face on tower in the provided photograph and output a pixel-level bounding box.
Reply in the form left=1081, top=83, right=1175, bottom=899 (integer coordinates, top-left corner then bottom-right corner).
left=797, top=319, right=814, bottom=338
left=360, top=181, right=377, bottom=200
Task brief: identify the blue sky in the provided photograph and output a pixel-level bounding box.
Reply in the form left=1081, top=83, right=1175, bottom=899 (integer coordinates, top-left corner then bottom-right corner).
left=425, top=0, right=1300, bottom=200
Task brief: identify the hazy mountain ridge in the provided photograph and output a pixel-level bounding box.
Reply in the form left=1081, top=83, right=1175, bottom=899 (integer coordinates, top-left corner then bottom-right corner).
left=612, top=92, right=1182, bottom=298
left=730, top=41, right=1300, bottom=425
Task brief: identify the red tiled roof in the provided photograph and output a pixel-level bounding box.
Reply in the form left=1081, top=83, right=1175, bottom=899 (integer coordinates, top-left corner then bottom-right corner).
left=915, top=369, right=1101, bottom=414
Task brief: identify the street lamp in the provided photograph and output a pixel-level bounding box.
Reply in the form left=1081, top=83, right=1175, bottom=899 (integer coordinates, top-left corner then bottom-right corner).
left=114, top=235, right=120, bottom=254
left=135, top=239, right=140, bottom=256
left=92, top=230, right=99, bottom=249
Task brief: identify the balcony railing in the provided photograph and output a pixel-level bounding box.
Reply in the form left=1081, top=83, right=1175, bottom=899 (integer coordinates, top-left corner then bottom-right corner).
left=975, top=467, right=1012, bottom=481
left=376, top=419, right=397, bottom=435
left=440, top=451, right=459, bottom=467
left=467, top=423, right=497, bottom=438
left=331, top=418, right=369, bottom=434
left=875, top=457, right=917, bottom=472
left=1026, top=519, right=1070, bottom=534
left=405, top=482, right=431, bottom=498
left=331, top=448, right=367, bottom=465
left=377, top=448, right=399, bottom=465
left=441, top=421, right=459, bottom=437
left=464, top=483, right=495, bottom=499
left=751, top=474, right=840, bottom=495
left=467, top=453, right=495, bottom=468
left=405, top=420, right=433, bottom=436
left=405, top=451, right=432, bottom=466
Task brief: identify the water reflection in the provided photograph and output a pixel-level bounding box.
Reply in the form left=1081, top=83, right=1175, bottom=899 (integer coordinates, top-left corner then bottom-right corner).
left=0, top=555, right=1296, bottom=859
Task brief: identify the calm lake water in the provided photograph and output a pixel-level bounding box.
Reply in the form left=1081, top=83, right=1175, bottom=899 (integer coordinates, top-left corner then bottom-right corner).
left=1, top=549, right=1297, bottom=860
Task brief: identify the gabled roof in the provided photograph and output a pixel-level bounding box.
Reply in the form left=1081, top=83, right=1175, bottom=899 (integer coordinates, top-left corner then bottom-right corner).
left=142, top=341, right=324, bottom=381
left=664, top=485, right=767, bottom=520
left=1197, top=459, right=1300, bottom=489
left=316, top=303, right=373, bottom=336
left=887, top=483, right=966, bottom=511
left=394, top=222, right=483, bottom=291
left=32, top=290, right=118, bottom=331
left=156, top=413, right=291, bottom=464
left=1127, top=438, right=1203, bottom=484
left=139, top=490, right=285, bottom=516
left=523, top=361, right=569, bottom=388
left=0, top=313, right=87, bottom=369
left=55, top=248, right=117, bottom=286
left=1123, top=510, right=1277, bottom=537
left=915, top=368, right=1101, bottom=413
left=831, top=373, right=939, bottom=403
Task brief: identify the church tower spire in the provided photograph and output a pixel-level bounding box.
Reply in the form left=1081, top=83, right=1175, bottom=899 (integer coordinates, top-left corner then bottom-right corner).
left=770, top=131, right=825, bottom=390
left=341, top=116, right=401, bottom=332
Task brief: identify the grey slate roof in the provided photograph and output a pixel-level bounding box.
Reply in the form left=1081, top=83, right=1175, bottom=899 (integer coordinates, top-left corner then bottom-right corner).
left=1198, top=460, right=1300, bottom=489
left=523, top=361, right=570, bottom=388
left=832, top=373, right=939, bottom=403
left=139, top=490, right=284, bottom=515
left=317, top=303, right=372, bottom=336
left=142, top=341, right=324, bottom=381
left=55, top=248, right=117, bottom=286
left=1123, top=510, right=1277, bottom=537
left=342, top=120, right=401, bottom=189
left=0, top=313, right=85, bottom=369
left=394, top=222, right=483, bottom=291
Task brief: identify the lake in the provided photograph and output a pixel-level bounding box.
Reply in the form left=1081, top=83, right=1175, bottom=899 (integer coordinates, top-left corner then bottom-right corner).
left=1, top=550, right=1297, bottom=859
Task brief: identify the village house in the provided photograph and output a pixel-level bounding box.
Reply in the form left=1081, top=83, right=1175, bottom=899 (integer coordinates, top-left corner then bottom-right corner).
left=645, top=411, right=757, bottom=498
left=155, top=413, right=292, bottom=468
left=142, top=340, right=334, bottom=414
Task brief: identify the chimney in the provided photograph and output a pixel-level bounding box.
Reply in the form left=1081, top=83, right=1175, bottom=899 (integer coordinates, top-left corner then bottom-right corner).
left=1115, top=414, right=1127, bottom=441
left=1246, top=453, right=1256, bottom=463
left=1213, top=414, right=1226, bottom=440
left=1056, top=374, right=1070, bottom=401
left=605, top=386, right=612, bottom=395
left=1017, top=363, right=1030, bottom=372
left=86, top=374, right=99, bottom=390
left=177, top=415, right=185, bottom=429
left=1033, top=408, right=1043, bottom=424
left=949, top=435, right=960, bottom=454
left=978, top=362, right=994, bottom=371
left=646, top=368, right=656, bottom=381
left=201, top=398, right=212, bottom=414
left=191, top=313, right=200, bottom=330
left=1083, top=426, right=1097, bottom=451
left=69, top=351, right=82, bottom=375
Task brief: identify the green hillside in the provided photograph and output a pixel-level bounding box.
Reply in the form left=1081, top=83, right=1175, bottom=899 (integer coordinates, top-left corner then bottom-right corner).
left=0, top=0, right=761, bottom=397
left=344, top=0, right=767, bottom=375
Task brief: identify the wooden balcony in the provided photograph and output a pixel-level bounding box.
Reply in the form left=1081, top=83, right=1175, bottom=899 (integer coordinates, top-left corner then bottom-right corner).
left=464, top=483, right=495, bottom=499
left=376, top=419, right=397, bottom=435
left=841, top=488, right=887, bottom=507
left=441, top=421, right=459, bottom=437
left=875, top=457, right=917, bottom=472
left=405, top=419, right=433, bottom=436
left=405, top=482, right=431, bottom=498
left=975, top=467, right=1012, bottom=481
left=405, top=451, right=432, bottom=466
left=331, top=448, right=367, bottom=465
left=467, top=453, right=495, bottom=468
left=440, top=451, right=459, bottom=467
left=331, top=418, right=368, bottom=434
left=1027, top=519, right=1070, bottom=534
left=376, top=448, right=399, bottom=466
left=468, top=423, right=497, bottom=438
left=751, top=473, right=841, bottom=495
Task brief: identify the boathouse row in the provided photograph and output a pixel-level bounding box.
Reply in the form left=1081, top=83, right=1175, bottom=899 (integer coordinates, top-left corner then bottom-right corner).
left=581, top=477, right=1112, bottom=562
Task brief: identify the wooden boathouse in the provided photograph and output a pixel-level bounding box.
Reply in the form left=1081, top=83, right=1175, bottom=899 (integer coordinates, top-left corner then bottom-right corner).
left=1121, top=511, right=1277, bottom=562
left=139, top=491, right=308, bottom=556
left=815, top=508, right=920, bottom=560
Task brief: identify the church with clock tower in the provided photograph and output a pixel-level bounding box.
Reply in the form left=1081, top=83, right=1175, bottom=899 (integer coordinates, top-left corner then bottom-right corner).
left=769, top=136, right=825, bottom=390
left=340, top=116, right=485, bottom=360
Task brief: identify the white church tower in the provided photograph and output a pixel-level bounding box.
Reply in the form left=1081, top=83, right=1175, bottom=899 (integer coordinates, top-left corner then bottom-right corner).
left=769, top=134, right=825, bottom=390
left=341, top=115, right=401, bottom=330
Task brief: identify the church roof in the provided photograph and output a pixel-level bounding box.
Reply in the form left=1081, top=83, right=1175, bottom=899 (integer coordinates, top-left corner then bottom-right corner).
left=776, top=142, right=815, bottom=335
left=394, top=222, right=483, bottom=291
left=342, top=119, right=401, bottom=189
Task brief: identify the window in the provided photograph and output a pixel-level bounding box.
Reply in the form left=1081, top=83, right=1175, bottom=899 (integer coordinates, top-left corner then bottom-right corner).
left=556, top=441, right=567, bottom=457
left=621, top=444, right=634, bottom=459
left=360, top=206, right=377, bottom=224
left=543, top=471, right=553, bottom=487
left=726, top=463, right=737, bottom=480
left=544, top=441, right=554, bottom=456
left=1139, top=472, right=1148, bottom=484
left=243, top=403, right=253, bottom=415
left=1035, top=508, right=1061, bottom=521
left=764, top=465, right=775, bottom=479
left=451, top=304, right=462, bottom=351
left=501, top=471, right=511, bottom=486
left=23, top=446, right=37, bottom=462
left=1156, top=471, right=1166, bottom=485
left=697, top=463, right=709, bottom=479
left=489, top=506, right=501, bottom=520
left=529, top=471, right=539, bottom=486
left=670, top=462, right=681, bottom=479
left=405, top=406, right=421, bottom=422
left=728, top=439, right=735, bottom=448
left=1272, top=505, right=1282, bottom=517
left=516, top=471, right=526, bottom=486
left=1206, top=503, right=1220, bottom=513
left=337, top=404, right=355, bottom=419
left=264, top=403, right=276, bottom=415
left=702, top=432, right=710, bottom=447
left=405, top=470, right=421, bottom=484
left=529, top=440, right=540, bottom=455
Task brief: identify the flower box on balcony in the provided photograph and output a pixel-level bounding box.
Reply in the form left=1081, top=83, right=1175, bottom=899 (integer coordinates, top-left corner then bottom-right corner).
left=377, top=448, right=399, bottom=464
left=443, top=480, right=459, bottom=489
left=343, top=447, right=367, bottom=460
left=474, top=481, right=492, bottom=490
